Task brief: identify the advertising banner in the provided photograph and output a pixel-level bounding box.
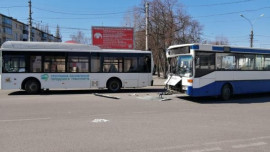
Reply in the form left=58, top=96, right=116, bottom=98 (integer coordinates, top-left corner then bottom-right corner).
left=92, top=26, right=134, bottom=49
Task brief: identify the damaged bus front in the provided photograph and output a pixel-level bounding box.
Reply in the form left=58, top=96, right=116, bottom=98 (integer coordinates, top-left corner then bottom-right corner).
left=165, top=44, right=194, bottom=94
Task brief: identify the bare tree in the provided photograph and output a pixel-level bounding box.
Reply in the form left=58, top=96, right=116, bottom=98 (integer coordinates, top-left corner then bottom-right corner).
left=44, top=24, right=50, bottom=34
left=70, top=31, right=91, bottom=45
left=203, top=35, right=229, bottom=45
left=35, top=23, right=51, bottom=34
left=55, top=25, right=62, bottom=40
left=127, top=0, right=202, bottom=78
left=213, top=36, right=229, bottom=45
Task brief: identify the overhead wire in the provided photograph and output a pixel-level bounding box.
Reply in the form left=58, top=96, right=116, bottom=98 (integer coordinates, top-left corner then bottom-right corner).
left=4, top=1, right=266, bottom=45
left=193, top=6, right=270, bottom=18
left=187, top=0, right=255, bottom=7
left=32, top=7, right=135, bottom=16
left=0, top=6, right=27, bottom=8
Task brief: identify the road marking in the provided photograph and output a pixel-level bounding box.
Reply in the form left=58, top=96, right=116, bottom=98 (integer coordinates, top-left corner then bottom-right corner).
left=0, top=117, right=51, bottom=122
left=131, top=111, right=158, bottom=114
left=92, top=119, right=109, bottom=123
left=88, top=111, right=159, bottom=117
left=205, top=136, right=270, bottom=145
left=133, top=136, right=270, bottom=152
left=232, top=142, right=267, bottom=149
left=183, top=147, right=222, bottom=152
left=88, top=114, right=113, bottom=117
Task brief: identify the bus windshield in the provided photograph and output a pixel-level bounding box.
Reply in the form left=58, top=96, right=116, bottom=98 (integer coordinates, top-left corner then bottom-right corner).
left=176, top=55, right=193, bottom=77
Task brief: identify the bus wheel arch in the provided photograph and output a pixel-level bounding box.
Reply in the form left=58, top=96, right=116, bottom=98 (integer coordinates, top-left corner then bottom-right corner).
left=221, top=83, right=233, bottom=100
left=22, top=77, right=41, bottom=94
left=106, top=77, right=122, bottom=92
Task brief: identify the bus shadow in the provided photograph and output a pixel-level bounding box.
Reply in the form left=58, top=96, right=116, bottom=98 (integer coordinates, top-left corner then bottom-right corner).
left=8, top=88, right=166, bottom=96
left=178, top=93, right=270, bottom=104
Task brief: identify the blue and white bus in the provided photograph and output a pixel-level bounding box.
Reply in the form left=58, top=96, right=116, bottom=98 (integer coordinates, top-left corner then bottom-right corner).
left=165, top=44, right=270, bottom=100
left=0, top=41, right=153, bottom=93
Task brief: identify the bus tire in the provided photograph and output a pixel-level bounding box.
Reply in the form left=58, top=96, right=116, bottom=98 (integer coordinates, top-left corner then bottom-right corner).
left=25, top=79, right=40, bottom=94
left=221, top=84, right=232, bottom=101
left=107, top=79, right=121, bottom=92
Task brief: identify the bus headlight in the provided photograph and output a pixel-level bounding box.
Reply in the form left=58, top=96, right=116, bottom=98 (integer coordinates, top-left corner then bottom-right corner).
left=182, top=85, right=188, bottom=90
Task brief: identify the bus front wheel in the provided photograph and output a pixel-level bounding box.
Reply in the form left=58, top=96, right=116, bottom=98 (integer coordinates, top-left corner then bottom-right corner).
left=221, top=84, right=232, bottom=101
left=107, top=79, right=121, bottom=92
left=25, top=79, right=40, bottom=94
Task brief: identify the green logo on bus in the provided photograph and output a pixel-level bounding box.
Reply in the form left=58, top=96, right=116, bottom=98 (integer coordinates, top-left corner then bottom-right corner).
left=41, top=74, right=49, bottom=81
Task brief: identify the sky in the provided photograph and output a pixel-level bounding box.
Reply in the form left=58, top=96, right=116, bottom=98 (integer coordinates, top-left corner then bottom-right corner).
left=0, top=0, right=269, bottom=48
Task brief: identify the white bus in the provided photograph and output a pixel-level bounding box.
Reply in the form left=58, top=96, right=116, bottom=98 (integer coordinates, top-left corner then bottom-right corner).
left=0, top=41, right=153, bottom=93
left=165, top=44, right=270, bottom=100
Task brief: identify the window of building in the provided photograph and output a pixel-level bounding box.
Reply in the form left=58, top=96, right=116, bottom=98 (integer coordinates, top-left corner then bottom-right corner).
left=3, top=55, right=25, bottom=73
left=3, top=17, right=12, bottom=26
left=44, top=56, right=65, bottom=73
left=3, top=27, right=12, bottom=35
left=68, top=56, right=89, bottom=72
left=30, top=56, right=42, bottom=72
left=15, top=33, right=18, bottom=40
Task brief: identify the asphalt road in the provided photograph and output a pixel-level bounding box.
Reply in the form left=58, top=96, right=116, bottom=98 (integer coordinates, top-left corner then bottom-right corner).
left=1, top=87, right=270, bottom=152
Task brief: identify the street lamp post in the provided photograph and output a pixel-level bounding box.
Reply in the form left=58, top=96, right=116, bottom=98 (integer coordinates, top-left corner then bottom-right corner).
left=240, top=14, right=264, bottom=48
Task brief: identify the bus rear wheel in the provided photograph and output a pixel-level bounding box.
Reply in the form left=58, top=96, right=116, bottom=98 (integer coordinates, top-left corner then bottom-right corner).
left=25, top=79, right=40, bottom=94
left=221, top=84, right=232, bottom=101
left=107, top=79, right=121, bottom=92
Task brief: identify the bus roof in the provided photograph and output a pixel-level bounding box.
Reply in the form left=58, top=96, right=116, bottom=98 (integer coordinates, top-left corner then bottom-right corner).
left=100, top=49, right=152, bottom=54
left=1, top=41, right=151, bottom=54
left=168, top=44, right=270, bottom=54
left=1, top=41, right=101, bottom=52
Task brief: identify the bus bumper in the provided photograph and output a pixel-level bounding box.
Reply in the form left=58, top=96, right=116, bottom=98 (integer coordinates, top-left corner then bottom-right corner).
left=186, top=86, right=193, bottom=96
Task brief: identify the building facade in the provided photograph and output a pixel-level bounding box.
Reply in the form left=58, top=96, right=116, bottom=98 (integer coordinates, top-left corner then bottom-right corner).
left=0, top=13, right=61, bottom=46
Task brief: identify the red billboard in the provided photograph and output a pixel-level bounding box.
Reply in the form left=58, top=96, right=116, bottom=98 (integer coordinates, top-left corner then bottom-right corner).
left=92, top=26, right=134, bottom=49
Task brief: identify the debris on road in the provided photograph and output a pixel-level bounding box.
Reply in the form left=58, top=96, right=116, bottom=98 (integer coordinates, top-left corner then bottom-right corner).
left=136, top=95, right=171, bottom=101
left=92, top=119, right=110, bottom=123
left=94, top=93, right=120, bottom=99
left=160, top=98, right=172, bottom=101
left=129, top=93, right=138, bottom=96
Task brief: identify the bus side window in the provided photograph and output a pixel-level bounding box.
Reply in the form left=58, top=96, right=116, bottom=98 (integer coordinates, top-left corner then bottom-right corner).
left=102, top=56, right=123, bottom=73
left=138, top=55, right=151, bottom=73
left=124, top=57, right=138, bottom=73
left=68, top=56, right=89, bottom=73
left=3, top=55, right=25, bottom=73
left=91, top=55, right=101, bottom=73
left=44, top=56, right=65, bottom=73
left=108, top=64, right=117, bottom=73
left=195, top=52, right=215, bottom=77
left=264, top=55, right=270, bottom=70
left=30, top=56, right=42, bottom=72
left=216, top=53, right=236, bottom=70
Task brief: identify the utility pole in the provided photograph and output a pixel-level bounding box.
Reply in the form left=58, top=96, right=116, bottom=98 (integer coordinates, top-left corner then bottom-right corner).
left=240, top=14, right=264, bottom=48
left=145, top=2, right=149, bottom=51
left=28, top=0, right=32, bottom=42
left=250, top=30, right=253, bottom=48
